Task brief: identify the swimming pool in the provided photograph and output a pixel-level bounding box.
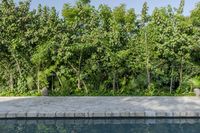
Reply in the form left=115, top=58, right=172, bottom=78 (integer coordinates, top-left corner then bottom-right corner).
left=0, top=118, right=200, bottom=133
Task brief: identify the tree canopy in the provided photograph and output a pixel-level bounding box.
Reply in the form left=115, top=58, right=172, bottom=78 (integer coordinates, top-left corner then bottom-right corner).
left=0, top=0, right=199, bottom=96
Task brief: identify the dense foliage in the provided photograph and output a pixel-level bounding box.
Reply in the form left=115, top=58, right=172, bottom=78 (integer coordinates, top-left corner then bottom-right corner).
left=0, top=0, right=200, bottom=96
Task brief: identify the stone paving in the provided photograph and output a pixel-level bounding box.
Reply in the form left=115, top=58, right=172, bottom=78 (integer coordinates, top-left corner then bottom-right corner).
left=0, top=96, right=200, bottom=118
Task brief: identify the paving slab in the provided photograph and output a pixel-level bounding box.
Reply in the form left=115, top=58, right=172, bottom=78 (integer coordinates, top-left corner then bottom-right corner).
left=0, top=96, right=200, bottom=118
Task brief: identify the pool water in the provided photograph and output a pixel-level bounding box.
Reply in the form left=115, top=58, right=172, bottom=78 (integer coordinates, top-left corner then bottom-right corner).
left=0, top=118, right=200, bottom=133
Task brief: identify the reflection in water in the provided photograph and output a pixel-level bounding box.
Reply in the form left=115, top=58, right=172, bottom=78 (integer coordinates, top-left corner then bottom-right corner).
left=0, top=118, right=200, bottom=133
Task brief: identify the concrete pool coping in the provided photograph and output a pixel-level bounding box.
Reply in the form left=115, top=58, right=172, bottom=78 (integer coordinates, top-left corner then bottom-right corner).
left=0, top=96, right=200, bottom=118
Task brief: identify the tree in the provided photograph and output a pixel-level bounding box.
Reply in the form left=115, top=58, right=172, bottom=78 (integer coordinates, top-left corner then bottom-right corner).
left=140, top=2, right=151, bottom=89
left=0, top=0, right=199, bottom=96
left=190, top=2, right=200, bottom=66
left=0, top=0, right=35, bottom=91
left=177, top=0, right=185, bottom=14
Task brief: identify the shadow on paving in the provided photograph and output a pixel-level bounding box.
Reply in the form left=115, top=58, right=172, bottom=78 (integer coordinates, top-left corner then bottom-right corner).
left=0, top=97, right=200, bottom=113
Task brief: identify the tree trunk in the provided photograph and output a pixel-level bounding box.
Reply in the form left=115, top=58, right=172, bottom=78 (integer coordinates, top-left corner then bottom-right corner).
left=179, top=57, right=183, bottom=88
left=51, top=75, right=54, bottom=90
left=145, top=31, right=151, bottom=89
left=37, top=66, right=40, bottom=93
left=113, top=70, right=116, bottom=91
left=67, top=61, right=82, bottom=90
left=9, top=73, right=14, bottom=90
left=56, top=73, right=63, bottom=89
left=77, top=52, right=82, bottom=90
left=77, top=73, right=81, bottom=90
left=12, top=53, right=22, bottom=78
left=82, top=80, right=88, bottom=94
left=170, top=67, right=174, bottom=94
left=146, top=57, right=151, bottom=89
